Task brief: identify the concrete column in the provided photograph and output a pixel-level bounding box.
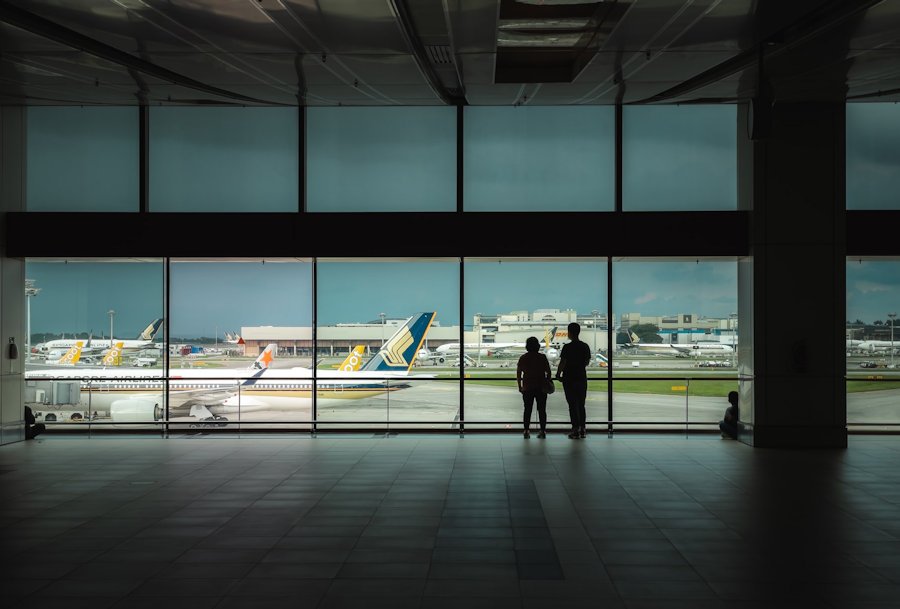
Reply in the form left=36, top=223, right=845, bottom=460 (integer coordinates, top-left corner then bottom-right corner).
left=738, top=102, right=847, bottom=448
left=0, top=107, right=26, bottom=444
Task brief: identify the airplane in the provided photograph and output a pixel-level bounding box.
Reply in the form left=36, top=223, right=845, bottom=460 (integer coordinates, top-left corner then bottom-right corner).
left=34, top=318, right=163, bottom=354
left=433, top=327, right=558, bottom=361
left=50, top=341, right=84, bottom=366
left=25, top=312, right=436, bottom=424
left=621, top=331, right=734, bottom=356
left=35, top=341, right=126, bottom=368
left=856, top=338, right=899, bottom=352
left=224, top=331, right=242, bottom=344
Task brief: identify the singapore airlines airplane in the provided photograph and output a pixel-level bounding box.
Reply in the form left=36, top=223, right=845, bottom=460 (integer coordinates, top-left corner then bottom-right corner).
left=34, top=318, right=163, bottom=355
left=622, top=332, right=734, bottom=356
left=26, top=312, right=436, bottom=424
left=433, top=327, right=558, bottom=360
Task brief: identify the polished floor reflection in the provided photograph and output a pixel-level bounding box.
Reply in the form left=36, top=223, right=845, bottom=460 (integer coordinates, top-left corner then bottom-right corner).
left=1, top=434, right=899, bottom=608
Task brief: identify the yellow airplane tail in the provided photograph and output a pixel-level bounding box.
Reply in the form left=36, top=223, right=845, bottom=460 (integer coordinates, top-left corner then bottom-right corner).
left=57, top=341, right=84, bottom=365
left=335, top=345, right=366, bottom=372
left=101, top=342, right=124, bottom=366
left=543, top=326, right=557, bottom=349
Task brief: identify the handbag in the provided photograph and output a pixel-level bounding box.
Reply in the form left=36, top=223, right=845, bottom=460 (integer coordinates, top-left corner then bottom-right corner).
left=543, top=379, right=555, bottom=395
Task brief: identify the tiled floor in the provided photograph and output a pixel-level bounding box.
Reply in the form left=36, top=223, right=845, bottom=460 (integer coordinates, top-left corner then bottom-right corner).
left=2, top=433, right=900, bottom=608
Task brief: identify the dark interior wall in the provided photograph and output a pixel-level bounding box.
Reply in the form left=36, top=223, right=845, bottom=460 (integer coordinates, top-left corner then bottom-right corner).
left=744, top=102, right=847, bottom=448
left=0, top=107, right=26, bottom=445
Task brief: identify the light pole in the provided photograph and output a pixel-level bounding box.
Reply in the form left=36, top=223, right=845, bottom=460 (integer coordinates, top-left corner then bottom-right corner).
left=107, top=310, right=116, bottom=348
left=890, top=312, right=897, bottom=368
left=591, top=309, right=599, bottom=354
left=476, top=313, right=482, bottom=368
left=379, top=312, right=386, bottom=348
left=25, top=279, right=41, bottom=353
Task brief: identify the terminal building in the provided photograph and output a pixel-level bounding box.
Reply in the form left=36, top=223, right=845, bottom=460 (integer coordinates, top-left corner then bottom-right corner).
left=1, top=2, right=900, bottom=607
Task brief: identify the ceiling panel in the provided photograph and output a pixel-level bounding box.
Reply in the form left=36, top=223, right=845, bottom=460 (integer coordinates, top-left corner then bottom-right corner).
left=0, top=0, right=898, bottom=105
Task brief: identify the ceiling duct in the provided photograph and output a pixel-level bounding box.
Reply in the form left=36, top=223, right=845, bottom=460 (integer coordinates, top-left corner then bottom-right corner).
left=495, top=0, right=628, bottom=84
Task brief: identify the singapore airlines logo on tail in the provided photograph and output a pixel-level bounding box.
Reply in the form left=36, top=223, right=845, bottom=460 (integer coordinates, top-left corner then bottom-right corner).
left=379, top=328, right=414, bottom=367
left=361, top=312, right=436, bottom=373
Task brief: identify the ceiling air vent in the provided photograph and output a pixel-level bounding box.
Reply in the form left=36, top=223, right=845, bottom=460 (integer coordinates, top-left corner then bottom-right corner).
left=495, top=0, right=629, bottom=83
left=426, top=45, right=454, bottom=65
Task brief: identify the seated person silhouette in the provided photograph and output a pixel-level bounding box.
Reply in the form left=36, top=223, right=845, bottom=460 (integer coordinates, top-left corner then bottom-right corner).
left=719, top=391, right=739, bottom=440
left=25, top=405, right=45, bottom=440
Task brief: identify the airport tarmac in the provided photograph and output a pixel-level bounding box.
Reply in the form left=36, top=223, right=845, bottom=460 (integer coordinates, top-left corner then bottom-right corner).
left=26, top=353, right=900, bottom=432
left=161, top=381, right=728, bottom=431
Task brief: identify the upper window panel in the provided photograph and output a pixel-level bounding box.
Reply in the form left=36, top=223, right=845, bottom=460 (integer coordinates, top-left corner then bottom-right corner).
left=623, top=105, right=737, bottom=211
left=847, top=104, right=900, bottom=210
left=27, top=107, right=138, bottom=212
left=306, top=107, right=456, bottom=212
left=150, top=107, right=298, bottom=212
left=464, top=106, right=614, bottom=211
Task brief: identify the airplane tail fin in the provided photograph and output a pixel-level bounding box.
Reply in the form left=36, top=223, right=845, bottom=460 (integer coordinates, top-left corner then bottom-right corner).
left=101, top=342, right=124, bottom=366
left=543, top=326, right=557, bottom=349
left=361, top=312, right=436, bottom=373
left=336, top=345, right=366, bottom=372
left=57, top=341, right=84, bottom=365
left=252, top=343, right=278, bottom=369
left=630, top=331, right=641, bottom=344
left=138, top=318, right=164, bottom=341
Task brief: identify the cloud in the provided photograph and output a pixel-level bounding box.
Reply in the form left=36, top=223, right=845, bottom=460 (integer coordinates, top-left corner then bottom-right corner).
left=854, top=281, right=893, bottom=294
left=635, top=292, right=657, bottom=305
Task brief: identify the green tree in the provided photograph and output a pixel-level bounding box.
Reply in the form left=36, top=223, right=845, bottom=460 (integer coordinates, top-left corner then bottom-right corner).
left=630, top=323, right=663, bottom=344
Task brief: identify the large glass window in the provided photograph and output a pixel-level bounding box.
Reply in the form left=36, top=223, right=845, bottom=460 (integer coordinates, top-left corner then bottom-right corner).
left=846, top=104, right=900, bottom=210
left=24, top=259, right=165, bottom=431
left=463, top=258, right=608, bottom=430
left=306, top=107, right=456, bottom=212
left=19, top=257, right=750, bottom=433
left=612, top=258, right=738, bottom=430
left=846, top=258, right=900, bottom=428
left=150, top=107, right=298, bottom=212
left=168, top=258, right=313, bottom=429
left=623, top=105, right=737, bottom=211
left=315, top=258, right=460, bottom=429
left=27, top=107, right=138, bottom=212
left=464, top=106, right=614, bottom=211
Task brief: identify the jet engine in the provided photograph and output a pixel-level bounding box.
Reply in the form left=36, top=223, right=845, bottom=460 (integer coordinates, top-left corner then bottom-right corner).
left=110, top=400, right=163, bottom=423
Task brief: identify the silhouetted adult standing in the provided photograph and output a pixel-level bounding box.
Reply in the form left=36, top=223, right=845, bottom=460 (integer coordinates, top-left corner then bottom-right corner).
left=517, top=336, right=552, bottom=439
left=556, top=322, right=591, bottom=439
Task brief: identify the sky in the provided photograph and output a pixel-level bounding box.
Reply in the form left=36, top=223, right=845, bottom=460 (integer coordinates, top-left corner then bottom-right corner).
left=846, top=103, right=900, bottom=210
left=27, top=259, right=741, bottom=339
left=28, top=259, right=899, bottom=339
left=623, top=105, right=737, bottom=211
left=847, top=260, right=900, bottom=324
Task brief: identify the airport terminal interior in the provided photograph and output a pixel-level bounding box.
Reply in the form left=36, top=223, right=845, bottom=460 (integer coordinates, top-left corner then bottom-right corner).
left=1, top=0, right=900, bottom=607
